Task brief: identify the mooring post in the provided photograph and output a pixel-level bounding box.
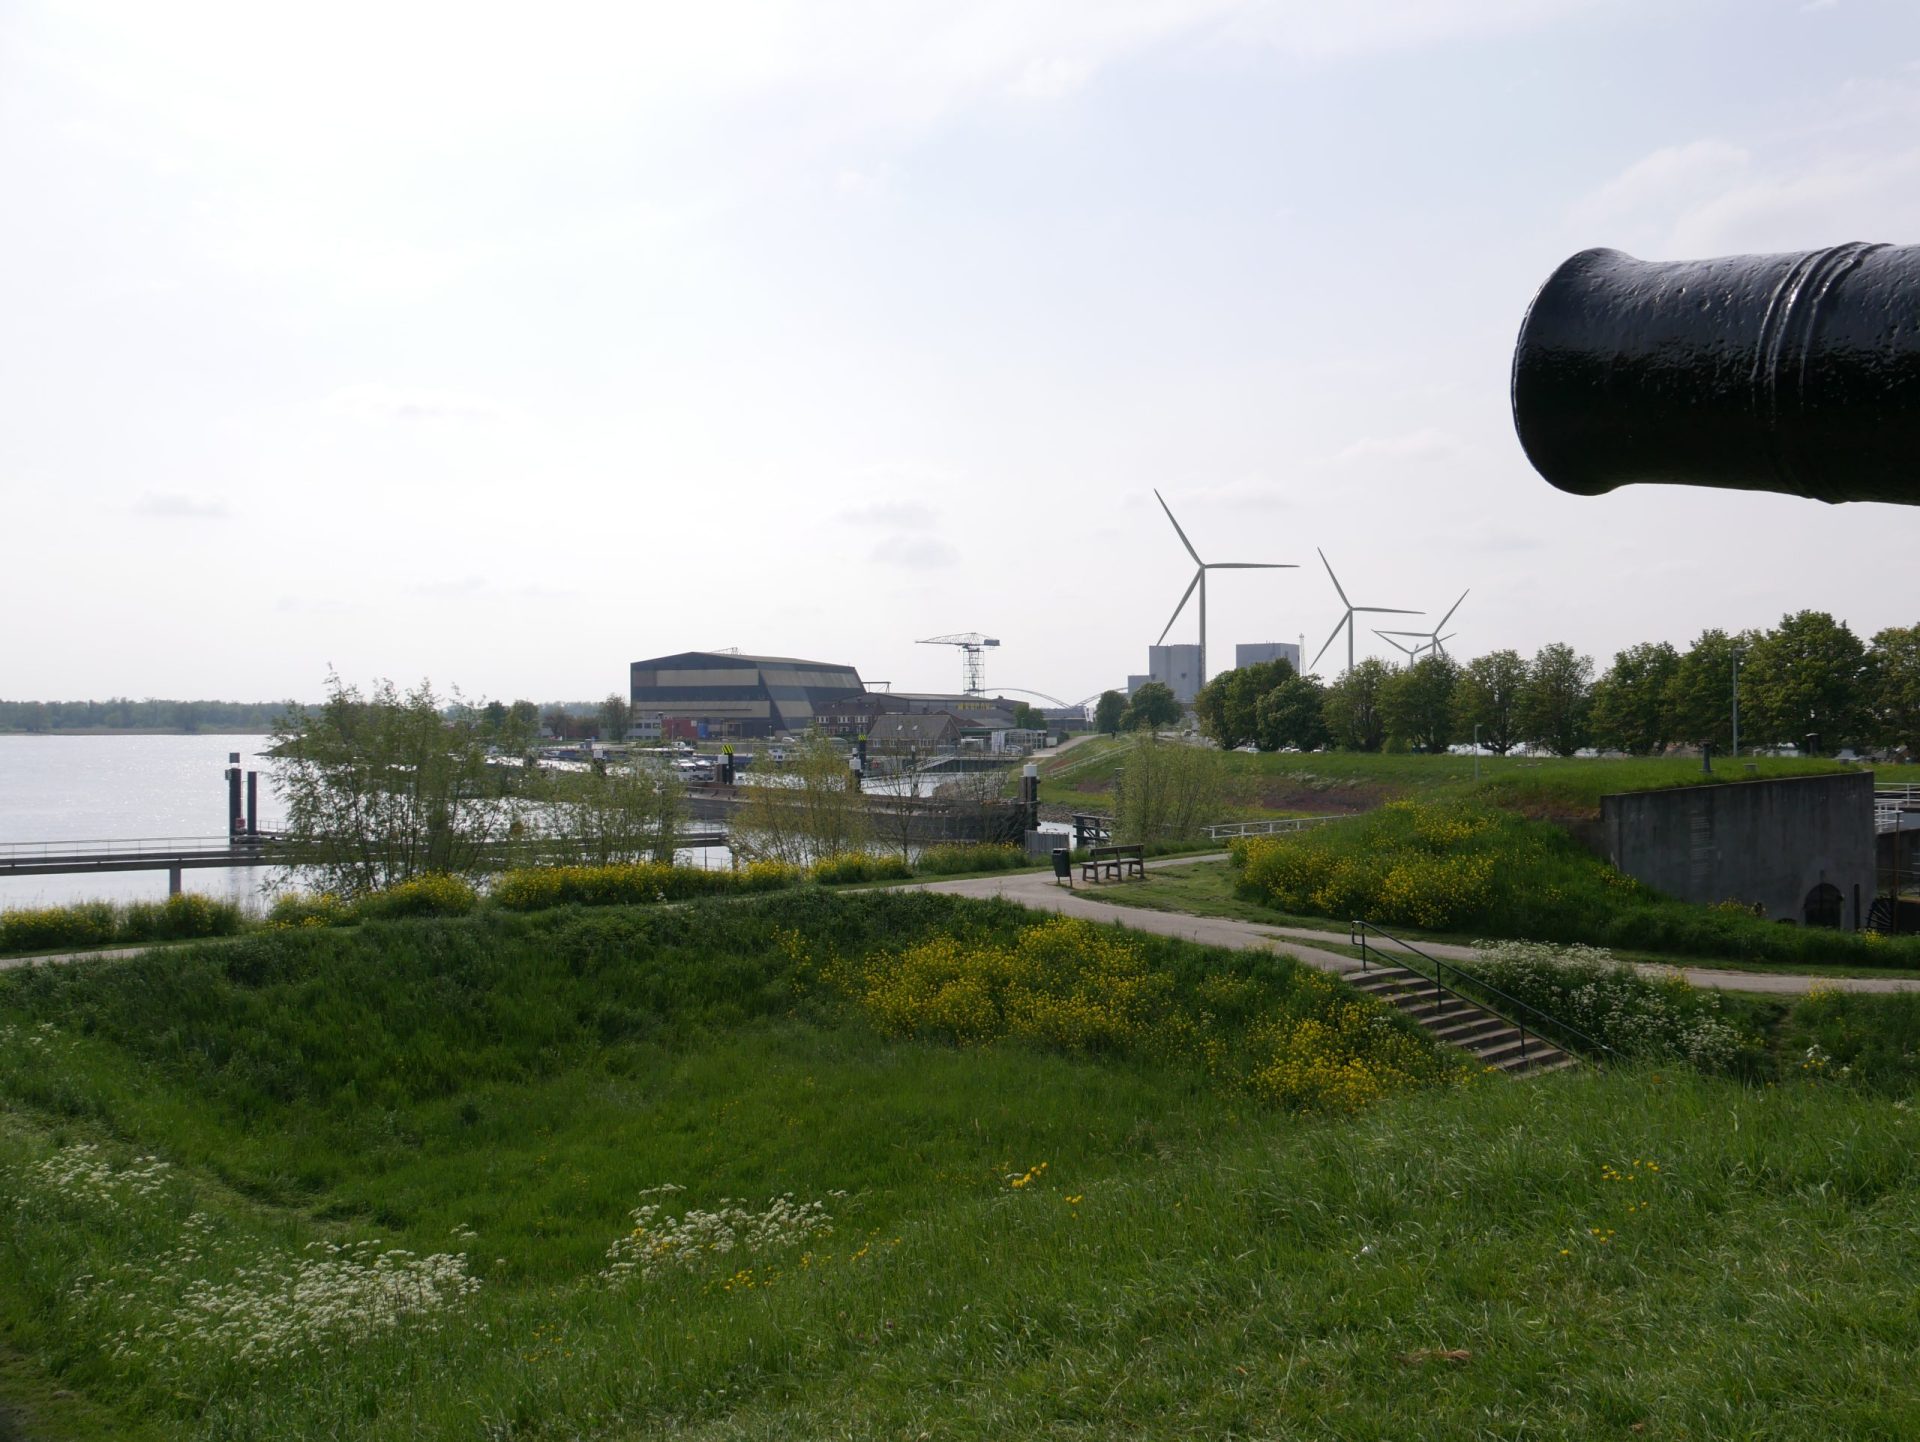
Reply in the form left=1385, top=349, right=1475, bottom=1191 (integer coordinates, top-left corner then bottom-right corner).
left=1021, top=763, right=1039, bottom=832
left=226, top=753, right=243, bottom=838
left=246, top=770, right=259, bottom=837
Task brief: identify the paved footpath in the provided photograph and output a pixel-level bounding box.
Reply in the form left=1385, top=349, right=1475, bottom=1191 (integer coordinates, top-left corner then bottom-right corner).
left=911, top=856, right=1920, bottom=996
left=9, top=860, right=1919, bottom=995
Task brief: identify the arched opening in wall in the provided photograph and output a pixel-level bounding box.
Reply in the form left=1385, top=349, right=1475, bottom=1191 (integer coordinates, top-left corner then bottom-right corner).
left=1803, top=883, right=1844, bottom=929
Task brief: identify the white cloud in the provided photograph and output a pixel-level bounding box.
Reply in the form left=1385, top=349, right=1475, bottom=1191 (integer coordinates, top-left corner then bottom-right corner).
left=1569, top=139, right=1752, bottom=236
left=841, top=501, right=940, bottom=529
left=1009, top=56, right=1096, bottom=100
left=1328, top=428, right=1462, bottom=465
left=324, top=386, right=499, bottom=422
left=871, top=536, right=959, bottom=567
left=132, top=491, right=231, bottom=519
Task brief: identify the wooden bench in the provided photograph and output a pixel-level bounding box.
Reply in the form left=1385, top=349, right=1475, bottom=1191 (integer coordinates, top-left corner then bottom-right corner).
left=1081, top=843, right=1145, bottom=883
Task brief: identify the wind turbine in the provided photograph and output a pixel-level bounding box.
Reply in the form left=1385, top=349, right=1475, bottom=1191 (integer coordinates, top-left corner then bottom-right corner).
left=1376, top=589, right=1470, bottom=661
left=1375, top=628, right=1460, bottom=667
left=1311, top=549, right=1421, bottom=675
left=1154, top=490, right=1296, bottom=690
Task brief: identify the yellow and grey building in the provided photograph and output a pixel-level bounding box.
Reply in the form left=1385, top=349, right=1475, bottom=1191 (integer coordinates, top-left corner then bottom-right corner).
left=628, top=651, right=866, bottom=739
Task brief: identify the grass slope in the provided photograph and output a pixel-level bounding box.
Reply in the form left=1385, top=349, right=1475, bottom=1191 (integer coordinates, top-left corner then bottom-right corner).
left=1038, top=743, right=1863, bottom=822
left=2, top=895, right=1918, bottom=1438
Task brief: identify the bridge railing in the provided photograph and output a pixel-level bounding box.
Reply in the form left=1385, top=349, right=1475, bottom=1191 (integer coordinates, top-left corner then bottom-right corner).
left=0, top=835, right=262, bottom=862
left=1201, top=815, right=1347, bottom=841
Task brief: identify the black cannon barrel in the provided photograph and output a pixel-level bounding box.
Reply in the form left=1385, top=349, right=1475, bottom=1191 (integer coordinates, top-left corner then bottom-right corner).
left=1512, top=243, right=1920, bottom=505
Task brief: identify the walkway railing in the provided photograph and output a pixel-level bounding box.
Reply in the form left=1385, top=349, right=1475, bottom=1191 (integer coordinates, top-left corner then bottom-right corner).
left=1350, top=918, right=1618, bottom=1066
left=1202, top=815, right=1346, bottom=841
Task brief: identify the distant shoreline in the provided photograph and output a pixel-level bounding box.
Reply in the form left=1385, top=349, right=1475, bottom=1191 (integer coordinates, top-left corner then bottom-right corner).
left=0, top=729, right=278, bottom=737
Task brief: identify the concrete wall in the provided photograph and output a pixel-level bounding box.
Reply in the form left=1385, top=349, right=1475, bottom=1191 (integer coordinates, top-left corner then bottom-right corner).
left=1599, top=772, right=1876, bottom=928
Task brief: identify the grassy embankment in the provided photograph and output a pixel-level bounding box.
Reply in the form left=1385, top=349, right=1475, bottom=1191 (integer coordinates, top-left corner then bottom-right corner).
left=1036, top=738, right=1877, bottom=822
left=1220, top=801, right=1920, bottom=970
left=4, top=890, right=1920, bottom=1438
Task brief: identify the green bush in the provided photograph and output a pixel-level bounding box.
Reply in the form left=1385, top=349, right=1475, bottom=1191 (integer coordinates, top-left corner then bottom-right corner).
left=356, top=873, right=479, bottom=920
left=267, top=891, right=357, bottom=929
left=812, top=853, right=914, bottom=886
left=915, top=843, right=1026, bottom=875
left=118, top=893, right=243, bottom=943
left=489, top=860, right=802, bottom=912
left=0, top=901, right=116, bottom=954
left=0, top=895, right=239, bottom=955
left=1231, top=800, right=1920, bottom=967
left=1466, top=939, right=1743, bottom=1069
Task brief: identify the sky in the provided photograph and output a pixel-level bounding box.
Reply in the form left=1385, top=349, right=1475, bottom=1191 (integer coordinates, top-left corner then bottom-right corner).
left=3, top=0, right=1919, bottom=708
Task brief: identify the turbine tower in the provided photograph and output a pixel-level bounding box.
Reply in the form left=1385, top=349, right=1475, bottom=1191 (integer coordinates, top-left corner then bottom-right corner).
left=917, top=632, right=1000, bottom=696
left=1311, top=549, right=1421, bottom=675
left=1376, top=590, right=1470, bottom=661
left=1153, top=489, right=1296, bottom=689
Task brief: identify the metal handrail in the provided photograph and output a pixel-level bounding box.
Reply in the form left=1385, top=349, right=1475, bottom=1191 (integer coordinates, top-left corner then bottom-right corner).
left=1349, top=918, right=1619, bottom=1065
left=1203, top=815, right=1346, bottom=840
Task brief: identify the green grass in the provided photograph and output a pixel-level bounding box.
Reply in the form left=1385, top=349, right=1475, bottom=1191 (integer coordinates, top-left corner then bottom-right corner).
left=3, top=891, right=1919, bottom=1441
left=1093, top=861, right=1920, bottom=979
left=1037, top=742, right=1860, bottom=822
left=1232, top=801, right=1920, bottom=969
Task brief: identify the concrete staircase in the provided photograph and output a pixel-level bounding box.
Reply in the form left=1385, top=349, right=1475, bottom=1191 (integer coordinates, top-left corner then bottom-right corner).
left=1346, top=965, right=1577, bottom=1077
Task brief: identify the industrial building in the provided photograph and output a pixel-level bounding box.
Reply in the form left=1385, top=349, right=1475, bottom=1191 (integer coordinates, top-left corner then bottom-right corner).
left=1235, top=641, right=1301, bottom=671
left=628, top=651, right=865, bottom=739
left=1147, top=644, right=1203, bottom=704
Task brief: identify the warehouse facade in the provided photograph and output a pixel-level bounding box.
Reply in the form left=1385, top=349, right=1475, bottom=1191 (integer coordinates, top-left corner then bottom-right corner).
left=628, top=651, right=866, bottom=739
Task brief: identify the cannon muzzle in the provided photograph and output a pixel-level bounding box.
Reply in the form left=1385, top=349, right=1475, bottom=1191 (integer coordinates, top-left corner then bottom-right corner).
left=1512, top=243, right=1920, bottom=505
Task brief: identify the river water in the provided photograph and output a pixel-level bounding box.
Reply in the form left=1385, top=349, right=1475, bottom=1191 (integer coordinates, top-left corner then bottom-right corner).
left=0, top=735, right=284, bottom=909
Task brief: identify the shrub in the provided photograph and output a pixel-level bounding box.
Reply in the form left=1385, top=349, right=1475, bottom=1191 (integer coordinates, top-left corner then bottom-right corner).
left=914, top=843, right=1026, bottom=875
left=1467, top=939, right=1741, bottom=1070
left=811, top=853, right=914, bottom=886
left=357, top=873, right=479, bottom=920
left=0, top=895, right=239, bottom=954
left=489, top=860, right=803, bottom=912
left=267, top=891, right=356, bottom=929
left=1231, top=801, right=1920, bottom=967
left=118, top=893, right=243, bottom=942
left=0, top=902, right=116, bottom=954
left=824, top=915, right=1466, bottom=1112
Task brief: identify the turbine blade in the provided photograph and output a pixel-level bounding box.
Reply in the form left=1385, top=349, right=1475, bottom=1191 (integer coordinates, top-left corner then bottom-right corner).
left=1351, top=606, right=1423, bottom=615
left=1156, top=570, right=1201, bottom=645
left=1318, top=548, right=1350, bottom=608
left=1436, top=588, right=1469, bottom=630
left=1309, top=613, right=1347, bottom=671
left=1155, top=489, right=1202, bottom=565
left=1207, top=562, right=1299, bottom=570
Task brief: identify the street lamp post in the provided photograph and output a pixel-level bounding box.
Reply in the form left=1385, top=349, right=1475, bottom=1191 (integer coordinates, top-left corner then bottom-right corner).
left=1731, top=650, right=1742, bottom=759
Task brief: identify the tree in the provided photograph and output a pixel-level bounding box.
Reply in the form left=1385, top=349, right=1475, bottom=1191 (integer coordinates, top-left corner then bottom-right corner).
left=1742, top=610, right=1867, bottom=753
left=1865, top=625, right=1920, bottom=756
left=1669, top=629, right=1755, bottom=752
left=1010, top=701, right=1045, bottom=731
left=1093, top=690, right=1126, bottom=737
left=481, top=700, right=510, bottom=735
left=730, top=735, right=869, bottom=865
left=1519, top=643, right=1594, bottom=756
left=1253, top=674, right=1329, bottom=752
left=1194, top=660, right=1294, bottom=750
left=597, top=693, right=631, bottom=743
left=1122, top=682, right=1183, bottom=732
left=1453, top=650, right=1527, bottom=754
left=538, top=760, right=685, bottom=864
left=1321, top=660, right=1391, bottom=752
left=1589, top=642, right=1680, bottom=755
left=1379, top=654, right=1460, bottom=753
left=269, top=674, right=517, bottom=897
left=1112, top=731, right=1236, bottom=846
